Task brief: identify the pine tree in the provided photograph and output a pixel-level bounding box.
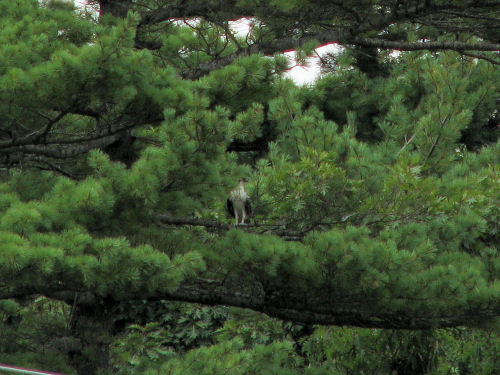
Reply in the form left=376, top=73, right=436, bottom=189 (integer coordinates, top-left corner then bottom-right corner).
left=0, top=1, right=498, bottom=374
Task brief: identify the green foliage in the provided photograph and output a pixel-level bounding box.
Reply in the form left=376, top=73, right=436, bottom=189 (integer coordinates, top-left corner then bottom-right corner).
left=301, top=326, right=500, bottom=375
left=110, top=322, right=176, bottom=372
left=110, top=304, right=229, bottom=372
left=435, top=328, right=500, bottom=375
left=0, top=297, right=76, bottom=374
left=145, top=338, right=302, bottom=375
left=216, top=311, right=285, bottom=347
left=302, top=327, right=441, bottom=374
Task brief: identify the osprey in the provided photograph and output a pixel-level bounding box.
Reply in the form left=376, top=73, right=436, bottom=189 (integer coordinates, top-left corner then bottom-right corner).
left=227, top=178, right=251, bottom=225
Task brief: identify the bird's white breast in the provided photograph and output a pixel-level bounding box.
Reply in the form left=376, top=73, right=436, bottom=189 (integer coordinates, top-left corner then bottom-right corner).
left=230, top=186, right=248, bottom=217
left=230, top=185, right=248, bottom=201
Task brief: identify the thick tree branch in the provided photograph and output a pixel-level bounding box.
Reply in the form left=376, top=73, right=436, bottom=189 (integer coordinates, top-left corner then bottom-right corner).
left=160, top=282, right=499, bottom=329
left=180, top=30, right=500, bottom=80
left=136, top=0, right=500, bottom=28
left=154, top=213, right=304, bottom=240
left=0, top=108, right=163, bottom=165
left=99, top=0, right=133, bottom=18
left=353, top=37, right=500, bottom=52
left=138, top=2, right=238, bottom=26
left=156, top=213, right=232, bottom=230
left=3, top=281, right=498, bottom=330
left=0, top=133, right=122, bottom=160
left=130, top=0, right=500, bottom=79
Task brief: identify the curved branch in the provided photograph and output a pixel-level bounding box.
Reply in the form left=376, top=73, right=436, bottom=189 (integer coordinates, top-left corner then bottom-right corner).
left=160, top=282, right=499, bottom=329
left=461, top=51, right=500, bottom=65
left=3, top=280, right=498, bottom=329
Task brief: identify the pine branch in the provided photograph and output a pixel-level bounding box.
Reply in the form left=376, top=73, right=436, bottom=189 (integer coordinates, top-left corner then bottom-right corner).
left=158, top=282, right=500, bottom=329
left=0, top=111, right=68, bottom=148
left=136, top=0, right=500, bottom=28
left=3, top=282, right=498, bottom=330
left=0, top=133, right=122, bottom=160
left=155, top=213, right=232, bottom=230
left=32, top=159, right=81, bottom=179
left=179, top=30, right=500, bottom=79
left=131, top=0, right=500, bottom=79
left=154, top=213, right=304, bottom=240
left=178, top=30, right=348, bottom=79
left=353, top=37, right=500, bottom=52
left=0, top=112, right=162, bottom=164
left=461, top=51, right=500, bottom=65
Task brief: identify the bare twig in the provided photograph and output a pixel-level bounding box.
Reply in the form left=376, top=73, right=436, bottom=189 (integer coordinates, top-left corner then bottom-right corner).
left=461, top=51, right=500, bottom=65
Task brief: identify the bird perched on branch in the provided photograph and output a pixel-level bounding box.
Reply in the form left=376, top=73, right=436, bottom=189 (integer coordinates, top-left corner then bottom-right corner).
left=227, top=178, right=251, bottom=225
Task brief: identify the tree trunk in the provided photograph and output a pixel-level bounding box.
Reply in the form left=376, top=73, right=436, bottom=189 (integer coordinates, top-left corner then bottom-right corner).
left=99, top=0, right=133, bottom=18
left=68, top=301, right=115, bottom=375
